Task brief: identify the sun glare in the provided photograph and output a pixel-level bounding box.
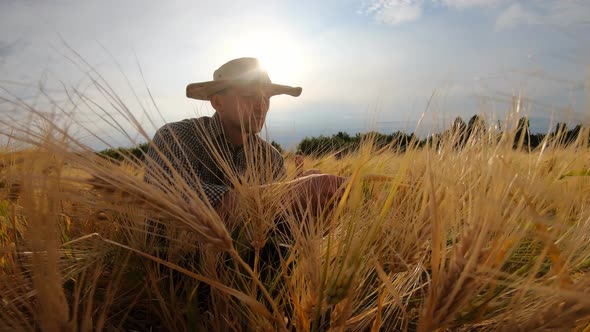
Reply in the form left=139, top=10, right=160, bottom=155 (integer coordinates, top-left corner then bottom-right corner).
left=226, top=29, right=307, bottom=84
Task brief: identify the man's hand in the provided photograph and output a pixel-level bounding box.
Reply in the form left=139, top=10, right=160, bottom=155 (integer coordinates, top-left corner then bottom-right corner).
left=291, top=173, right=346, bottom=210
left=299, top=168, right=321, bottom=177
left=216, top=174, right=347, bottom=226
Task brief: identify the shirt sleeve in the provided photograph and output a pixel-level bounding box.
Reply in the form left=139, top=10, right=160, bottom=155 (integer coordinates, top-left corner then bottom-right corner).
left=144, top=125, right=229, bottom=207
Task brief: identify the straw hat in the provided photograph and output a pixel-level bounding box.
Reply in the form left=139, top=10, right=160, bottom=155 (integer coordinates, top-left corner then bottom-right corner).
left=186, top=57, right=302, bottom=100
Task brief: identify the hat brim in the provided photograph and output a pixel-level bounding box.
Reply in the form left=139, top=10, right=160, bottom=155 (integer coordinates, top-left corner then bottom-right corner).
left=186, top=80, right=302, bottom=100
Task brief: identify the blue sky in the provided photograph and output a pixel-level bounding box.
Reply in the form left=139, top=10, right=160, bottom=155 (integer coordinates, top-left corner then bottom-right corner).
left=0, top=0, right=589, bottom=149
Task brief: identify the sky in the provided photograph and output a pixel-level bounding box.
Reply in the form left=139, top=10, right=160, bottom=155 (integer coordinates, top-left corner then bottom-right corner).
left=1, top=0, right=589, bottom=150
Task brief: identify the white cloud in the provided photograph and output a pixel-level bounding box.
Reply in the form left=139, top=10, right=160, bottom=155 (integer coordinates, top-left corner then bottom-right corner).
left=378, top=2, right=423, bottom=24
left=495, top=1, right=590, bottom=30
left=363, top=0, right=590, bottom=28
left=362, top=0, right=424, bottom=25
left=435, top=0, right=506, bottom=9
left=361, top=0, right=503, bottom=25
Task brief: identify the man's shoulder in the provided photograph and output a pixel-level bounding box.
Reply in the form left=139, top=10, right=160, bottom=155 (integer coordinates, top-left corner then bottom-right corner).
left=156, top=116, right=212, bottom=136
left=152, top=116, right=215, bottom=149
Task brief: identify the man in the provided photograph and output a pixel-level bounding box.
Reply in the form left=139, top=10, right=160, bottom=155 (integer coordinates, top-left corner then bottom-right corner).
left=144, top=57, right=345, bottom=227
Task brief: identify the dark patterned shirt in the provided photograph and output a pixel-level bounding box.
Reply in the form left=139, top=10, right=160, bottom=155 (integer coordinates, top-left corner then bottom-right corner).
left=144, top=113, right=285, bottom=207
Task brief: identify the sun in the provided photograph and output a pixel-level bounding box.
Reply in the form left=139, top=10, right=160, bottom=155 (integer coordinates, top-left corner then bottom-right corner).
left=224, top=29, right=307, bottom=84
left=256, top=49, right=300, bottom=83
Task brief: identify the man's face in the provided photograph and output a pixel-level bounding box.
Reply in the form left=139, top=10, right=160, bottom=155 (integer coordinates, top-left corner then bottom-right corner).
left=213, top=86, right=270, bottom=134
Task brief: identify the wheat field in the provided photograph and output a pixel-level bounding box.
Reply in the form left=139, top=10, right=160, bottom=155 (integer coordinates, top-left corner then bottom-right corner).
left=1, top=66, right=590, bottom=331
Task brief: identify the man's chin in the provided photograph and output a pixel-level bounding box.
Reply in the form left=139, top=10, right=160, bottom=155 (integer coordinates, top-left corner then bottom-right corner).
left=244, top=126, right=262, bottom=135
left=250, top=121, right=264, bottom=134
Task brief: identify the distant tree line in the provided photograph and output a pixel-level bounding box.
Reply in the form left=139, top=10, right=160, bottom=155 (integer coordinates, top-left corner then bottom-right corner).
left=97, top=142, right=150, bottom=162
left=295, top=115, right=588, bottom=156
left=296, top=131, right=416, bottom=156
left=98, top=115, right=588, bottom=160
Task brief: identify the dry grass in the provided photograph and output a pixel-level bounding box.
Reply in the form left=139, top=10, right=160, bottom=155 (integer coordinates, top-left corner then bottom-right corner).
left=1, top=57, right=590, bottom=331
